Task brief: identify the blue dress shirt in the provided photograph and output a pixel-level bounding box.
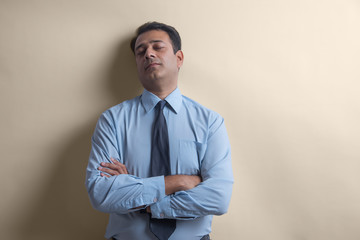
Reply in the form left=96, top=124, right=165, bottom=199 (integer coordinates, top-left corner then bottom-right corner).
left=86, top=88, right=233, bottom=240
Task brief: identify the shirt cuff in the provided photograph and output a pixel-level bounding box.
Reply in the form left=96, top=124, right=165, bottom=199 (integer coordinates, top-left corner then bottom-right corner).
left=141, top=176, right=166, bottom=205
left=150, top=195, right=172, bottom=218
left=150, top=191, right=198, bottom=220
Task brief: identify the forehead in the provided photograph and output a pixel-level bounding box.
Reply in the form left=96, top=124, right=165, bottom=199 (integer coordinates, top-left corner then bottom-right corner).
left=135, top=30, right=171, bottom=48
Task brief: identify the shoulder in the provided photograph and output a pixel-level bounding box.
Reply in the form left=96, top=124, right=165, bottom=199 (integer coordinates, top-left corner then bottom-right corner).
left=181, top=95, right=223, bottom=125
left=99, top=96, right=141, bottom=122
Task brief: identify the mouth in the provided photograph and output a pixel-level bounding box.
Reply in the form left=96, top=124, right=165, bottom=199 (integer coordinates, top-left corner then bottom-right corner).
left=145, top=62, right=161, bottom=70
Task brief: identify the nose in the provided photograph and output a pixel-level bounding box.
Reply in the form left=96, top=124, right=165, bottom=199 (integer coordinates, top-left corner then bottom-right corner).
left=145, top=48, right=155, bottom=59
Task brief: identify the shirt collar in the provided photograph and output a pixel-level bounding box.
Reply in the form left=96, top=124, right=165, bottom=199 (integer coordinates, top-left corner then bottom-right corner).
left=141, top=87, right=182, bottom=114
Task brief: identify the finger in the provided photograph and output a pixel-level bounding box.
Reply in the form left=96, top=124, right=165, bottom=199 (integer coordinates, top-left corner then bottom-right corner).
left=110, top=157, right=125, bottom=165
left=111, top=158, right=126, bottom=168
left=100, top=172, right=111, bottom=178
left=98, top=166, right=120, bottom=176
left=116, top=164, right=127, bottom=174
left=110, top=158, right=128, bottom=174
left=102, top=163, right=125, bottom=174
left=101, top=162, right=121, bottom=171
left=121, top=165, right=128, bottom=174
left=110, top=158, right=119, bottom=164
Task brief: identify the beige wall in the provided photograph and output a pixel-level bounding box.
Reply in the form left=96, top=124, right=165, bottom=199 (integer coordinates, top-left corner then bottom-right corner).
left=1, top=0, right=360, bottom=239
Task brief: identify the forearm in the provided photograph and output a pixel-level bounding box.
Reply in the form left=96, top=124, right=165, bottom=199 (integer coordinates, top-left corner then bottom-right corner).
left=139, top=174, right=201, bottom=214
left=89, top=153, right=200, bottom=214
left=86, top=142, right=166, bottom=214
left=86, top=170, right=166, bottom=214
left=150, top=175, right=233, bottom=219
left=164, top=175, right=201, bottom=195
left=88, top=158, right=200, bottom=214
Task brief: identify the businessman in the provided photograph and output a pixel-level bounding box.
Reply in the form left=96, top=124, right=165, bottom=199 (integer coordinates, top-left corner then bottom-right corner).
left=85, top=22, right=233, bottom=240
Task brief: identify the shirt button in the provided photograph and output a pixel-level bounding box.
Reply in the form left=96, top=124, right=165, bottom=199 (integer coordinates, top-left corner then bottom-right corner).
left=153, top=197, right=158, bottom=203
left=160, top=213, right=165, bottom=218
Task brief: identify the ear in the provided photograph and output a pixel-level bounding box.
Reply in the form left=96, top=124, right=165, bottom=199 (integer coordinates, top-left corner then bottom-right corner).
left=175, top=50, right=184, bottom=69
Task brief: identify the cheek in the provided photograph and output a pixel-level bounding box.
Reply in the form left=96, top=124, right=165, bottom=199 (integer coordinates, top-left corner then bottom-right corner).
left=136, top=62, right=144, bottom=72
left=165, top=56, right=178, bottom=68
left=135, top=58, right=143, bottom=67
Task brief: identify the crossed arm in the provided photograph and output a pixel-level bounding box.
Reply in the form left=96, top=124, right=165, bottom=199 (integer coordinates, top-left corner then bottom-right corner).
left=86, top=111, right=233, bottom=218
left=99, top=158, right=201, bottom=196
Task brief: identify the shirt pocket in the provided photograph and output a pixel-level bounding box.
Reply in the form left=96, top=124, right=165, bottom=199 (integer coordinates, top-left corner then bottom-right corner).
left=175, top=140, right=207, bottom=175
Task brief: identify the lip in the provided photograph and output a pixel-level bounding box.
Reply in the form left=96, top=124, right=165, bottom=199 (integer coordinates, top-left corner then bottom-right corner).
left=145, top=62, right=161, bottom=70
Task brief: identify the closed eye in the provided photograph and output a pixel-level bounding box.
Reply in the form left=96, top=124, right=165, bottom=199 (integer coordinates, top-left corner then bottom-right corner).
left=153, top=43, right=165, bottom=51
left=136, top=48, right=145, bottom=56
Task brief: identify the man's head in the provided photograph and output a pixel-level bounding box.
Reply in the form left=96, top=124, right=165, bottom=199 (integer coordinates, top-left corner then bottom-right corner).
left=130, top=22, right=184, bottom=98
left=130, top=22, right=181, bottom=54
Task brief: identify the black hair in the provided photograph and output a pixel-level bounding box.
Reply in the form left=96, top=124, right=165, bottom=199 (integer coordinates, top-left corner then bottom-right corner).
left=130, top=21, right=181, bottom=54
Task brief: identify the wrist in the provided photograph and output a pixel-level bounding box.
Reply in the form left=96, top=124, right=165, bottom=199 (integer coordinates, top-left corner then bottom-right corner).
left=164, top=175, right=185, bottom=195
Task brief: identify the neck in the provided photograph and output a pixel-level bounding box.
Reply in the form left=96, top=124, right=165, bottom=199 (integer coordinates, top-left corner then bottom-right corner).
left=147, top=86, right=177, bottom=100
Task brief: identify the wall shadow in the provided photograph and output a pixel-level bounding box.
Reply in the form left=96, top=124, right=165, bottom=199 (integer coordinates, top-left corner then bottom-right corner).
left=17, top=37, right=142, bottom=239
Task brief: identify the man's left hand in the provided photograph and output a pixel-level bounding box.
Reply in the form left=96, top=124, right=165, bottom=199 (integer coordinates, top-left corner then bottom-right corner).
left=98, top=158, right=128, bottom=177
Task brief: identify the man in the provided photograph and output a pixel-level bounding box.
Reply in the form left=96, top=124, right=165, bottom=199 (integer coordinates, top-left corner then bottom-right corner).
left=85, top=22, right=233, bottom=240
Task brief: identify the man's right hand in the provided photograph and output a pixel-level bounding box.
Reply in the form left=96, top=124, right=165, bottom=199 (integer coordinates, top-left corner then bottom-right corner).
left=164, top=175, right=202, bottom=195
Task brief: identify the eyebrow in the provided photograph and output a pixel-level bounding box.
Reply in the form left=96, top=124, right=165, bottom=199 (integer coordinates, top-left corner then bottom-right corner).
left=135, top=40, right=164, bottom=51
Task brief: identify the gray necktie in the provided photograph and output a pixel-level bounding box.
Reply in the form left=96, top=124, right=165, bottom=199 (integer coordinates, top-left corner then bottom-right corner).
left=149, top=100, right=176, bottom=240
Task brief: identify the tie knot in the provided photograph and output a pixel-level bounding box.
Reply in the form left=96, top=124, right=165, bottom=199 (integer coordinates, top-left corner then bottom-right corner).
left=158, top=100, right=166, bottom=110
